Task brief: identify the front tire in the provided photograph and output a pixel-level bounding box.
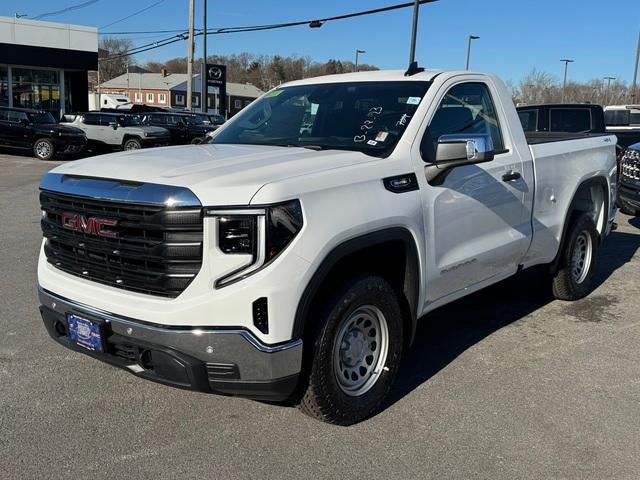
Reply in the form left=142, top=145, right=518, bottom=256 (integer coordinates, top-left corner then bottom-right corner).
left=123, top=138, right=142, bottom=150
left=551, top=213, right=599, bottom=300
left=619, top=201, right=639, bottom=216
left=298, top=276, right=403, bottom=425
left=190, top=137, right=204, bottom=145
left=33, top=138, right=55, bottom=160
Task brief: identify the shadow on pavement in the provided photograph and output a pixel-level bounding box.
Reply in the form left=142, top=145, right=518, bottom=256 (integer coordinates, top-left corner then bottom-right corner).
left=383, top=225, right=640, bottom=412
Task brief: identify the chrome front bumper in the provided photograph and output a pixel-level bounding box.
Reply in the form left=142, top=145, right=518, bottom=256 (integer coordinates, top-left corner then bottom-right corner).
left=38, top=286, right=302, bottom=400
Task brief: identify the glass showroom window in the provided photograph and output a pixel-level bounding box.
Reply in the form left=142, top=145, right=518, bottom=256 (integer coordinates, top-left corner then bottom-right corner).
left=0, top=66, right=8, bottom=106
left=12, top=68, right=61, bottom=115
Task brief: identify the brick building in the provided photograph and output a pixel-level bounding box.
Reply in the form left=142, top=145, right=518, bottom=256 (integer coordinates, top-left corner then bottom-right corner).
left=97, top=70, right=263, bottom=117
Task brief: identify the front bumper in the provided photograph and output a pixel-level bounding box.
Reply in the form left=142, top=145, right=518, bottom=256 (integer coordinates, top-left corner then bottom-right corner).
left=619, top=179, right=640, bottom=209
left=141, top=136, right=171, bottom=148
left=38, top=287, right=302, bottom=401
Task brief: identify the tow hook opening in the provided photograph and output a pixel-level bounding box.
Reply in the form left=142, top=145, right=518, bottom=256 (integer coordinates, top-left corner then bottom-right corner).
left=53, top=320, right=67, bottom=337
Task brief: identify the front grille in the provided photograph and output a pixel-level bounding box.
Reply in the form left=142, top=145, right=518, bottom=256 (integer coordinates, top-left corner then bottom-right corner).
left=40, top=190, right=203, bottom=298
left=622, top=151, right=640, bottom=181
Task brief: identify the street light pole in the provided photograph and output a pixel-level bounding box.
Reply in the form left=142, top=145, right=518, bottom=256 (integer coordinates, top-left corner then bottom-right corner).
left=604, top=76, right=616, bottom=106
left=632, top=31, right=640, bottom=104
left=561, top=59, right=574, bottom=102
left=201, top=0, right=208, bottom=113
left=465, top=35, right=480, bottom=70
left=186, top=0, right=195, bottom=111
left=355, top=49, right=365, bottom=72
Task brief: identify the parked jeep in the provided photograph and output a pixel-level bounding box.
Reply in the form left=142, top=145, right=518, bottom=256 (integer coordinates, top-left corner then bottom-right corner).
left=60, top=112, right=170, bottom=151
left=140, top=112, right=216, bottom=145
left=0, top=106, right=86, bottom=160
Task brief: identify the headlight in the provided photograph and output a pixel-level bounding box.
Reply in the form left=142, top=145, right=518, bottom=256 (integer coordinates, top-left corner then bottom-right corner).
left=207, top=200, right=303, bottom=287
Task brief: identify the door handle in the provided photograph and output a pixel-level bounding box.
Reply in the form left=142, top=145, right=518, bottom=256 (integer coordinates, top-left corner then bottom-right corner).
left=502, top=170, right=521, bottom=182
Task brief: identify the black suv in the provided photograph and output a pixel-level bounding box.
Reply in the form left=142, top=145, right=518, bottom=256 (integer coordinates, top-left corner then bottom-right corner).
left=140, top=112, right=216, bottom=145
left=0, top=107, right=86, bottom=160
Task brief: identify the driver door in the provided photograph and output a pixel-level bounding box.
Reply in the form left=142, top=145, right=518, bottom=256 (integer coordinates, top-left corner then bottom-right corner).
left=418, top=80, right=532, bottom=302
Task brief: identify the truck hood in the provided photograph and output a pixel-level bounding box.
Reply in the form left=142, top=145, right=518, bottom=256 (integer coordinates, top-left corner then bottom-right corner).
left=50, top=144, right=375, bottom=205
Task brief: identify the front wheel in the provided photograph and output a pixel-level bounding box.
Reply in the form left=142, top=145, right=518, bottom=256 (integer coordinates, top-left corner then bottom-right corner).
left=190, top=137, right=204, bottom=145
left=619, top=201, right=639, bottom=216
left=551, top=213, right=599, bottom=300
left=33, top=138, right=55, bottom=160
left=298, top=276, right=403, bottom=425
left=123, top=138, right=142, bottom=151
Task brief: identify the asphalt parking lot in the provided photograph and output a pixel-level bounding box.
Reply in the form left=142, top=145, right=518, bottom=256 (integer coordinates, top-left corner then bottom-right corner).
left=1, top=151, right=639, bottom=480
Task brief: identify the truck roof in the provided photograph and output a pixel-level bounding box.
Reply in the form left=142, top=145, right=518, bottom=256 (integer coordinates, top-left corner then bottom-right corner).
left=282, top=68, right=446, bottom=87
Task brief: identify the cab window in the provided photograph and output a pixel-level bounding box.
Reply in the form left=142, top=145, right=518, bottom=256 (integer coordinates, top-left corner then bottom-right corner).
left=428, top=82, right=504, bottom=151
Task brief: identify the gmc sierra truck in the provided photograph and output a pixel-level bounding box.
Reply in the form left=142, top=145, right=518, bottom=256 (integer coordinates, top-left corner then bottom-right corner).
left=38, top=69, right=617, bottom=425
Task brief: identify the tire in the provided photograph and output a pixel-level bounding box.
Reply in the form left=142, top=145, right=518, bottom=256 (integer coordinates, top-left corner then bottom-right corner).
left=190, top=137, right=204, bottom=145
left=33, top=138, right=55, bottom=160
left=123, top=138, right=142, bottom=151
left=298, top=276, right=403, bottom=425
left=619, top=201, right=639, bottom=216
left=551, top=213, right=599, bottom=301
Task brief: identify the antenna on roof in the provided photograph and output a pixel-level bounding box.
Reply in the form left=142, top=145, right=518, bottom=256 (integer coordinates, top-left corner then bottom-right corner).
left=405, top=0, right=426, bottom=76
left=404, top=61, right=424, bottom=76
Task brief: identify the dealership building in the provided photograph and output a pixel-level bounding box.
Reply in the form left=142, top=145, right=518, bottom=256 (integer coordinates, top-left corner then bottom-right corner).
left=0, top=16, right=98, bottom=118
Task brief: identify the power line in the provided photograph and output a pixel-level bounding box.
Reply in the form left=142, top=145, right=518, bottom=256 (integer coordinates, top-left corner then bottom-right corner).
left=32, top=0, right=101, bottom=20
left=103, top=0, right=437, bottom=61
left=100, top=29, right=191, bottom=35
left=99, top=0, right=166, bottom=30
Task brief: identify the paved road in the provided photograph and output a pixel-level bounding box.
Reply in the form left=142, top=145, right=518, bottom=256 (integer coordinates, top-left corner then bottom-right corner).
left=1, top=153, right=639, bottom=479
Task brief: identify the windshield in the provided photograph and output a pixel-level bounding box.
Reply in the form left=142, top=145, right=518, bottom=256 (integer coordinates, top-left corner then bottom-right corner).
left=118, top=115, right=143, bottom=127
left=28, top=112, right=56, bottom=124
left=211, top=81, right=431, bottom=156
left=184, top=115, right=204, bottom=125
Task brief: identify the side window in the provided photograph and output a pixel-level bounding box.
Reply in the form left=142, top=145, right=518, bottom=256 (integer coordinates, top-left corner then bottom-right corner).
left=518, top=109, right=538, bottom=132
left=153, top=115, right=166, bottom=125
left=428, top=82, right=504, bottom=151
left=0, top=109, right=8, bottom=121
left=83, top=113, right=100, bottom=125
left=99, top=115, right=115, bottom=126
left=8, top=111, right=28, bottom=123
left=549, top=108, right=592, bottom=133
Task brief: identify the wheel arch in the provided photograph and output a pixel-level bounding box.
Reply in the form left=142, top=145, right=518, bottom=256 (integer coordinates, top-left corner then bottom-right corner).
left=293, top=227, right=421, bottom=349
left=551, top=175, right=609, bottom=273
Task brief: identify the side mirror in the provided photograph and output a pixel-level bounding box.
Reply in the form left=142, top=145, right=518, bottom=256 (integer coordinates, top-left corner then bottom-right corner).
left=425, top=134, right=494, bottom=184
left=435, top=134, right=494, bottom=166
left=19, top=119, right=30, bottom=127
left=108, top=121, right=118, bottom=129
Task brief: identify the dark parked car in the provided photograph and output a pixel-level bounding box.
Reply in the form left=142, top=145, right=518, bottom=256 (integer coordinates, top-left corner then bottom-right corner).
left=140, top=112, right=216, bottom=145
left=618, top=143, right=640, bottom=216
left=0, top=107, right=86, bottom=160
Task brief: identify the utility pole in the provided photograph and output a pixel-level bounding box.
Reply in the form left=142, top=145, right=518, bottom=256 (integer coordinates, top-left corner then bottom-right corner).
left=355, top=49, right=365, bottom=72
left=604, top=76, right=616, bottom=106
left=561, top=59, right=574, bottom=102
left=186, top=0, right=195, bottom=110
left=465, top=35, right=480, bottom=70
left=201, top=0, right=208, bottom=113
left=408, top=0, right=420, bottom=64
left=632, top=31, right=640, bottom=104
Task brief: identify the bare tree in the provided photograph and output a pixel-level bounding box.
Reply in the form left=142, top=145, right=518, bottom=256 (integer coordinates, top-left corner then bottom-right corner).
left=98, top=37, right=134, bottom=83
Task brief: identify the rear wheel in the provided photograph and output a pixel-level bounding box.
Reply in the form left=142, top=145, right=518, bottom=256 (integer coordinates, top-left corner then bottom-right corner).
left=33, top=138, right=55, bottom=160
left=551, top=213, right=599, bottom=300
left=298, top=276, right=403, bottom=425
left=123, top=138, right=142, bottom=150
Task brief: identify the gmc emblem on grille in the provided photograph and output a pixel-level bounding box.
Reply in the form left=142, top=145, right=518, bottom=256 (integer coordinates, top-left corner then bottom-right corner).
left=61, top=212, right=118, bottom=238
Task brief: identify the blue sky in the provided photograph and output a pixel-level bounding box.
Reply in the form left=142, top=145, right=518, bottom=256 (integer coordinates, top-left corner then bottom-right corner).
left=5, top=0, right=640, bottom=84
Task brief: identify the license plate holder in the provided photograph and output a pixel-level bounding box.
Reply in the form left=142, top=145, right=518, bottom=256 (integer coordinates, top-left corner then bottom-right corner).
left=67, top=314, right=104, bottom=352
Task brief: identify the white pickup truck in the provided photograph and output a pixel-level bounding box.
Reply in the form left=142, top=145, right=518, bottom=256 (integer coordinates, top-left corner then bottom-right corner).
left=38, top=69, right=617, bottom=425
